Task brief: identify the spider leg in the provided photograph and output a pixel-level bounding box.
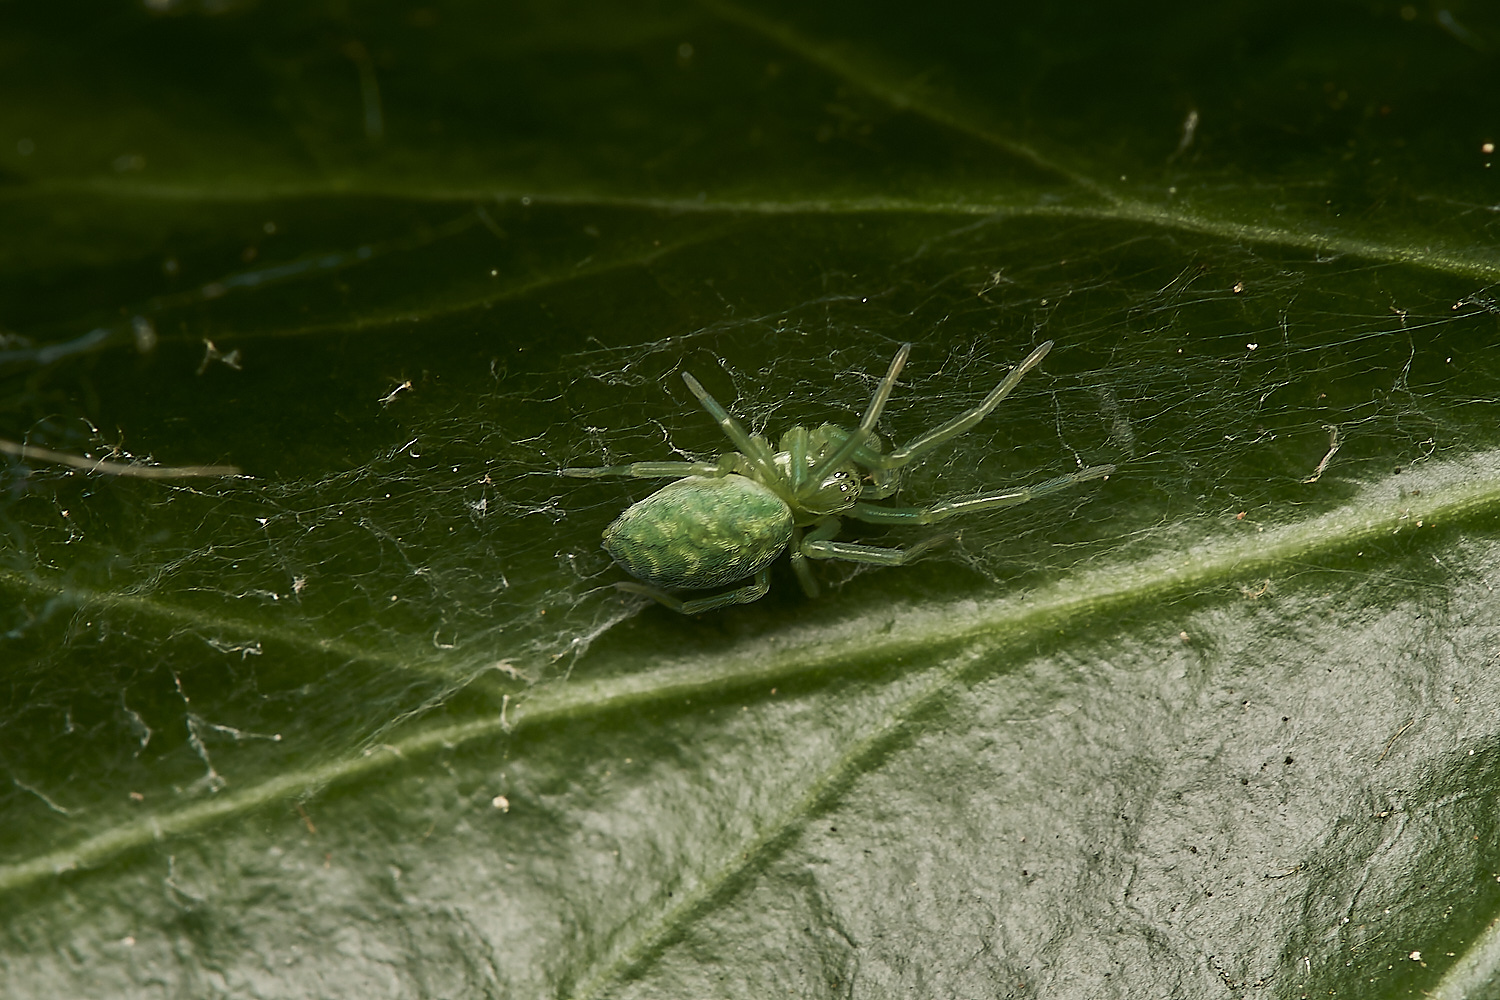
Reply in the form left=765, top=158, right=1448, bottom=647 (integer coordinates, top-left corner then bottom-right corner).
left=788, top=518, right=842, bottom=596
left=615, top=567, right=772, bottom=614
left=874, top=340, right=1053, bottom=471
left=680, top=372, right=779, bottom=477
left=806, top=343, right=911, bottom=482
left=801, top=520, right=950, bottom=566
left=848, top=464, right=1114, bottom=524
left=562, top=460, right=729, bottom=479
left=783, top=426, right=811, bottom=493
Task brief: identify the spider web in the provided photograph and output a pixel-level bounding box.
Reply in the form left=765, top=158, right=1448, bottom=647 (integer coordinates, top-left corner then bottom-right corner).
left=553, top=218, right=1482, bottom=591
left=0, top=200, right=1493, bottom=859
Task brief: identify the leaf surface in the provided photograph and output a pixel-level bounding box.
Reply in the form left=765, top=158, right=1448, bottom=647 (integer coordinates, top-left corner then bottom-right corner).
left=3, top=2, right=1500, bottom=997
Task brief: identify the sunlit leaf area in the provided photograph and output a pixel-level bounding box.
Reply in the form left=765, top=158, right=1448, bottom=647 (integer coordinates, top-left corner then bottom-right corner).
left=4, top=2, right=1500, bottom=997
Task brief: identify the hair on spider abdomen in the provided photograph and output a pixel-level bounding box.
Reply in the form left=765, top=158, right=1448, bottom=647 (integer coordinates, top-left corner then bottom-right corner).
left=603, top=475, right=793, bottom=590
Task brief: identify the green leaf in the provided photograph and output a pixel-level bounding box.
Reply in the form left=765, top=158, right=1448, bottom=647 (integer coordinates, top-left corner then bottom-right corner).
left=3, top=1, right=1500, bottom=997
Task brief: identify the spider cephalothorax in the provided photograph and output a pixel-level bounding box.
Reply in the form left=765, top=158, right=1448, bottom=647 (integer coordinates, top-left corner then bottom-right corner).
left=564, top=341, right=1113, bottom=613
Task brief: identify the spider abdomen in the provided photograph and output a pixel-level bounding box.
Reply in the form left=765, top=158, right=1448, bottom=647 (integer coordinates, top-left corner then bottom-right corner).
left=602, top=475, right=793, bottom=590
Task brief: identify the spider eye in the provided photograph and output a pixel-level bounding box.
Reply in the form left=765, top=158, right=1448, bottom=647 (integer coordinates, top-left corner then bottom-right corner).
left=821, top=470, right=857, bottom=496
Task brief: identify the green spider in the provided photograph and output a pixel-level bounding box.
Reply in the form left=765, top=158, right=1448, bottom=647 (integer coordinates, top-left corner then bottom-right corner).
left=563, top=341, right=1113, bottom=614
